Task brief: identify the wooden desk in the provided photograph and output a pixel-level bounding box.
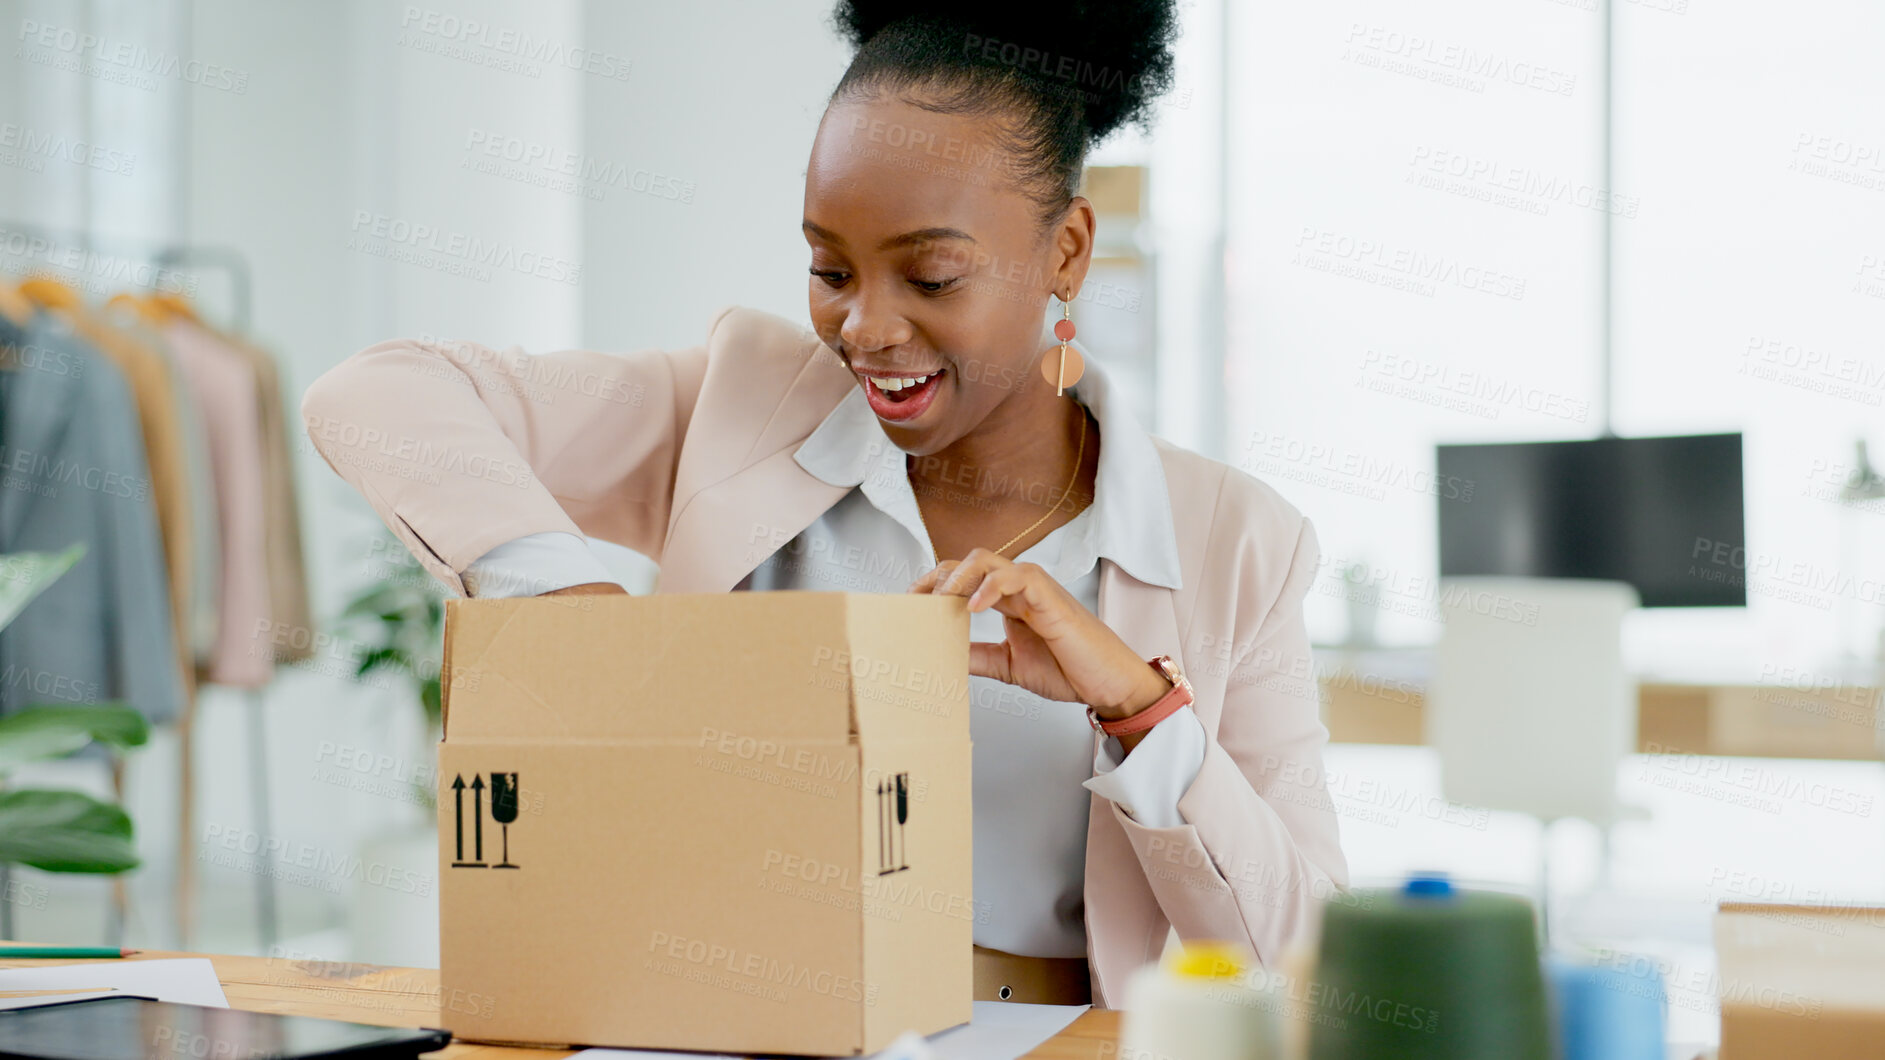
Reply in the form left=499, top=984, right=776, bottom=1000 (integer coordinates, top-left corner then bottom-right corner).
left=1318, top=650, right=1883, bottom=760
left=0, top=950, right=1121, bottom=1060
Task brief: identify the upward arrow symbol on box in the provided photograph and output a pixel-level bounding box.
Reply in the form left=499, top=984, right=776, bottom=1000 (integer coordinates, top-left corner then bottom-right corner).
left=471, top=774, right=486, bottom=863
left=452, top=774, right=487, bottom=868
left=453, top=775, right=466, bottom=861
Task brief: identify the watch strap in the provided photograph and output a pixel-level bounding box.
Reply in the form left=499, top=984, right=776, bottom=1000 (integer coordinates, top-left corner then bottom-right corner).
left=1088, top=655, right=1194, bottom=737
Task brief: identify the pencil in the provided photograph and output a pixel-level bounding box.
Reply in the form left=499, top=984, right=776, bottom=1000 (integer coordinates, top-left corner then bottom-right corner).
left=0, top=946, right=137, bottom=959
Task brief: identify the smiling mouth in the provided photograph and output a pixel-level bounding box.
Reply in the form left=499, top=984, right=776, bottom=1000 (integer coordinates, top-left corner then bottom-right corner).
left=859, top=367, right=947, bottom=420
left=862, top=369, right=945, bottom=399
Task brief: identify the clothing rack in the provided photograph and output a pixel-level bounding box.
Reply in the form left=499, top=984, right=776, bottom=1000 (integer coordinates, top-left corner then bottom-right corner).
left=0, top=226, right=276, bottom=952
left=0, top=220, right=252, bottom=333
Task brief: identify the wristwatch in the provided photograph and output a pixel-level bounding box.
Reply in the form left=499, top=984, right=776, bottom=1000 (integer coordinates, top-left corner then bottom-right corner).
left=1087, top=654, right=1194, bottom=737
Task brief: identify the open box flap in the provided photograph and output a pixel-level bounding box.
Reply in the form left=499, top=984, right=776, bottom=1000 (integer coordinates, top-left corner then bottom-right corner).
left=441, top=592, right=969, bottom=745
left=841, top=593, right=972, bottom=745
left=443, top=592, right=854, bottom=742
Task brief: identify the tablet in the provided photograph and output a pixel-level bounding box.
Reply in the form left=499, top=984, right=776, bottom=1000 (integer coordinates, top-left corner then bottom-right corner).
left=0, top=996, right=451, bottom=1060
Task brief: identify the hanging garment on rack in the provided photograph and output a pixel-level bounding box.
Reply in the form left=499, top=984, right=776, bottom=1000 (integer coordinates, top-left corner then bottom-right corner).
left=32, top=297, right=196, bottom=698
left=163, top=316, right=276, bottom=688
left=223, top=333, right=313, bottom=665
left=101, top=304, right=225, bottom=675
left=0, top=311, right=184, bottom=723
left=154, top=321, right=224, bottom=674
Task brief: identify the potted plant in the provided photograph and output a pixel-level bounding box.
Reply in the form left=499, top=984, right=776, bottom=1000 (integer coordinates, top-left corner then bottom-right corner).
left=333, top=532, right=446, bottom=966
left=345, top=539, right=445, bottom=743
left=0, top=544, right=150, bottom=931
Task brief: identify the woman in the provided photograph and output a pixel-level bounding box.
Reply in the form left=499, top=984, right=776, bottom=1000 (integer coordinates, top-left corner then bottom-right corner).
left=303, top=0, right=1347, bottom=1009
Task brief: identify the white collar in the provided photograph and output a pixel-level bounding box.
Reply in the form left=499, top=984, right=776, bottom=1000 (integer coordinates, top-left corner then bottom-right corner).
left=793, top=340, right=1183, bottom=591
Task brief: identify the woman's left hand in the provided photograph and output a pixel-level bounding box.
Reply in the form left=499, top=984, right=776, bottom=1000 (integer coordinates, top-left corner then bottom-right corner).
left=908, top=548, right=1164, bottom=719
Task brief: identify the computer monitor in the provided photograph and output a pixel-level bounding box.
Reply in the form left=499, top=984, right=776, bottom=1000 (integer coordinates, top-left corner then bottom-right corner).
left=1436, top=433, right=1746, bottom=608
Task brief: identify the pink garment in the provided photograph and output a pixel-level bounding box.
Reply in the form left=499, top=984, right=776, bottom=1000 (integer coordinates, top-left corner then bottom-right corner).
left=300, top=306, right=1349, bottom=1006
left=167, top=317, right=274, bottom=688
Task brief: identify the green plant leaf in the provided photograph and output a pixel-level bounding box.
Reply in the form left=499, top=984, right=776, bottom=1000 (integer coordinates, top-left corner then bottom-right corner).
left=337, top=595, right=384, bottom=620
left=420, top=675, right=442, bottom=727
left=354, top=646, right=403, bottom=679
left=0, top=544, right=86, bottom=633
left=335, top=529, right=448, bottom=736
left=0, top=789, right=138, bottom=873
left=0, top=704, right=149, bottom=773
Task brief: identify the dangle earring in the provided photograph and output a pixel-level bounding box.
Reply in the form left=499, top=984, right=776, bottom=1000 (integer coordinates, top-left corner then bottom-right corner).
left=1042, top=291, right=1086, bottom=395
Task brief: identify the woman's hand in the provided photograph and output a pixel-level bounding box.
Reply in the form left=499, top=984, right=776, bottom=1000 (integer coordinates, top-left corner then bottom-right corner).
left=908, top=549, right=1169, bottom=721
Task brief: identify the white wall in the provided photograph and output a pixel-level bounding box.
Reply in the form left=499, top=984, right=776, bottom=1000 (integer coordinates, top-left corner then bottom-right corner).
left=1610, top=0, right=1885, bottom=672
left=2, top=0, right=917, bottom=959
left=578, top=0, right=849, bottom=352
left=1223, top=0, right=1885, bottom=678
left=169, top=0, right=596, bottom=959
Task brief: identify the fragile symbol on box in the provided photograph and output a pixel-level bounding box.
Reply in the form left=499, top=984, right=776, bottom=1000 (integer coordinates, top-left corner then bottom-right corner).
left=451, top=772, right=521, bottom=869
left=877, top=772, right=910, bottom=876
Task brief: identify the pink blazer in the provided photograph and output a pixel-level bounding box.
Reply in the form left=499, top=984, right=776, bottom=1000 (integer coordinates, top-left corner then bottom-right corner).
left=301, top=306, right=1350, bottom=1006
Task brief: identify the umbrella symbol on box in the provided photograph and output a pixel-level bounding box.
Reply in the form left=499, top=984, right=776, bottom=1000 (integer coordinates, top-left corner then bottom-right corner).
left=490, top=773, right=520, bottom=869
left=877, top=772, right=910, bottom=876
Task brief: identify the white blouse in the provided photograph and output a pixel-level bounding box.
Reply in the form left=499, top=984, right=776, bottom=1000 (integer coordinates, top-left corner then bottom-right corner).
left=462, top=353, right=1205, bottom=959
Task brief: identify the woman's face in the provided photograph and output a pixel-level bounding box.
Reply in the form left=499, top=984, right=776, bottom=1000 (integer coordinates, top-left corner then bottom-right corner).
left=804, top=96, right=1086, bottom=456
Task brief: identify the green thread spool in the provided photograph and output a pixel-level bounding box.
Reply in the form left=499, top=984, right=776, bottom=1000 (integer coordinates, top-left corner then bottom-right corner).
left=1307, top=874, right=1551, bottom=1060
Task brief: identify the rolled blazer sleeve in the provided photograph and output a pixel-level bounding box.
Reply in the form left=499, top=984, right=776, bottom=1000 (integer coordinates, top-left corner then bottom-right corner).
left=299, top=309, right=726, bottom=596
left=1107, top=513, right=1349, bottom=968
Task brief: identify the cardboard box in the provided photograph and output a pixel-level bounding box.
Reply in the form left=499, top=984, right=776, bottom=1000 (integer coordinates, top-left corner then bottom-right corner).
left=436, top=591, right=974, bottom=1055
left=1715, top=901, right=1885, bottom=1058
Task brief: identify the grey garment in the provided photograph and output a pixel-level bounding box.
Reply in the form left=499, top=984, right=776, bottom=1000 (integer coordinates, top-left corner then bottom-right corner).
left=0, top=311, right=184, bottom=724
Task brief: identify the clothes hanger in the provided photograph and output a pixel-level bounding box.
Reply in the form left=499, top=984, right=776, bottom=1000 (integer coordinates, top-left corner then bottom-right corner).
left=104, top=291, right=169, bottom=325
left=0, top=284, right=31, bottom=371
left=18, top=275, right=81, bottom=310
left=0, top=280, right=37, bottom=327
left=150, top=291, right=200, bottom=323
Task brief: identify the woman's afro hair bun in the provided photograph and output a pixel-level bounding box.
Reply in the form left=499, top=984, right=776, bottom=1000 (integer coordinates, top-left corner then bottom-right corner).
left=831, top=0, right=1180, bottom=146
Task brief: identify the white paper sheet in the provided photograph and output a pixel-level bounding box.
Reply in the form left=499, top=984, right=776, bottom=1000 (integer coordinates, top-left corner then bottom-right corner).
left=0, top=958, right=229, bottom=1007
left=570, top=1001, right=1089, bottom=1060
left=919, top=1002, right=1089, bottom=1060
left=0, top=991, right=117, bottom=1011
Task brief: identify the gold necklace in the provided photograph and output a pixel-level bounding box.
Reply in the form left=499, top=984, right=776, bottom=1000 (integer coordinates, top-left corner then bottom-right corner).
left=913, top=401, right=1089, bottom=560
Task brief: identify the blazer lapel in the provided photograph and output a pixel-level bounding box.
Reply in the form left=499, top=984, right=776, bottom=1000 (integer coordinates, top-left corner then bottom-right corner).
left=1084, top=559, right=1187, bottom=1006
left=658, top=340, right=858, bottom=595
left=656, top=446, right=855, bottom=595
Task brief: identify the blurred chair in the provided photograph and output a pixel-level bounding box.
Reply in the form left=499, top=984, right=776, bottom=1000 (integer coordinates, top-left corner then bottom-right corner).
left=1427, top=577, right=1643, bottom=940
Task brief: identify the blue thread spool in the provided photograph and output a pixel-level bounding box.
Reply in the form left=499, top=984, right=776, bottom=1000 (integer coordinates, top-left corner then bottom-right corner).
left=1544, top=952, right=1666, bottom=1060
